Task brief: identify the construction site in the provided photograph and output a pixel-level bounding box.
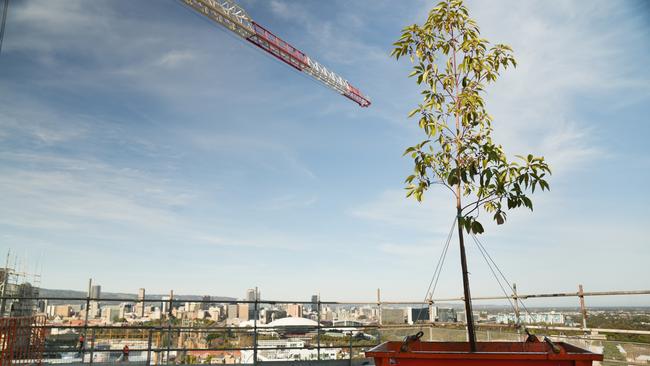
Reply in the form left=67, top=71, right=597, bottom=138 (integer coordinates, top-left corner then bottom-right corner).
left=1, top=0, right=649, bottom=365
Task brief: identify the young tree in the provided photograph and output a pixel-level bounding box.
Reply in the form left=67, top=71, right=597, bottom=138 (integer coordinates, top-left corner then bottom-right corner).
left=391, top=0, right=551, bottom=350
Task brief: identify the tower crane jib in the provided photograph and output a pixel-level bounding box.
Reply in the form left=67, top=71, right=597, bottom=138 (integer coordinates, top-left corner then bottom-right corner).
left=181, top=0, right=371, bottom=107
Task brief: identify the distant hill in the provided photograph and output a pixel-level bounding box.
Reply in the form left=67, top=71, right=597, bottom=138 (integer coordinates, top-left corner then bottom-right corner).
left=39, top=288, right=236, bottom=305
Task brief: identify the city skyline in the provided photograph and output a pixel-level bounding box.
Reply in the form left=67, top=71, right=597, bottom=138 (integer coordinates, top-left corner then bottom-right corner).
left=1, top=0, right=649, bottom=305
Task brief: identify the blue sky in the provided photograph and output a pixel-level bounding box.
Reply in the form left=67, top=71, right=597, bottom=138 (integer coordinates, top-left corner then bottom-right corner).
left=0, top=0, right=649, bottom=306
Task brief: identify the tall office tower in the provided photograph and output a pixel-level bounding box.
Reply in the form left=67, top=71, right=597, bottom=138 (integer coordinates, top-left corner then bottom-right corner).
left=90, top=285, right=101, bottom=299
left=135, top=288, right=146, bottom=317
left=287, top=304, right=303, bottom=318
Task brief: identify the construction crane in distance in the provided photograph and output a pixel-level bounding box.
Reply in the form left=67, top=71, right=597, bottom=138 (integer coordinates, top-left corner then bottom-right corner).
left=181, top=0, right=371, bottom=108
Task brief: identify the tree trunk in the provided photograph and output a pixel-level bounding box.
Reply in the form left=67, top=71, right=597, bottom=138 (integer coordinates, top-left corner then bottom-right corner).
left=458, top=210, right=477, bottom=352
left=451, top=28, right=477, bottom=352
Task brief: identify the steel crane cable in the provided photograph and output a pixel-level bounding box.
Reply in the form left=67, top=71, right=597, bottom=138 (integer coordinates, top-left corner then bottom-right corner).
left=0, top=0, right=9, bottom=56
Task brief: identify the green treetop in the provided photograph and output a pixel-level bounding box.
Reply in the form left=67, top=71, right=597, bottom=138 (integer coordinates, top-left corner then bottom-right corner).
left=391, top=0, right=551, bottom=234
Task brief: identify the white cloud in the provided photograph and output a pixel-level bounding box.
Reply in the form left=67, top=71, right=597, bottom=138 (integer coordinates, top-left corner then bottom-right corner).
left=464, top=0, right=648, bottom=172
left=262, top=194, right=318, bottom=210
left=348, top=189, right=456, bottom=234
left=187, top=132, right=317, bottom=180
left=0, top=152, right=191, bottom=231
left=0, top=91, right=89, bottom=144
left=155, top=50, right=196, bottom=68
left=267, top=0, right=385, bottom=65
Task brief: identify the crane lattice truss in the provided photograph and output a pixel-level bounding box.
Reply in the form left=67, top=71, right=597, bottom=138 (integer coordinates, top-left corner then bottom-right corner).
left=182, top=0, right=371, bottom=107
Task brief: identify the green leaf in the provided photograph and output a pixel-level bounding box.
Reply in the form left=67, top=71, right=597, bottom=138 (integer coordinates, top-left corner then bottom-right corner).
left=471, top=220, right=484, bottom=234
left=494, top=212, right=505, bottom=225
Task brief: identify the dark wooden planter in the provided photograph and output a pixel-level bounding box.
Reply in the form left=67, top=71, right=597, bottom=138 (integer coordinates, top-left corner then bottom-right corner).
left=365, top=341, right=603, bottom=366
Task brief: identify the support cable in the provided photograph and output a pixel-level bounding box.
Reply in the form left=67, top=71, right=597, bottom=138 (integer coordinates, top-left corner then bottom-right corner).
left=470, top=234, right=534, bottom=325
left=413, top=218, right=456, bottom=331
left=470, top=235, right=517, bottom=313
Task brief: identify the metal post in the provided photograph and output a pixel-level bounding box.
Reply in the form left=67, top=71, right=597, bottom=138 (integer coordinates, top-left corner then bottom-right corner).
left=253, top=287, right=258, bottom=366
left=578, top=284, right=588, bottom=330
left=377, top=289, right=382, bottom=326
left=83, top=278, right=92, bottom=363
left=317, top=296, right=321, bottom=361
left=0, top=250, right=10, bottom=317
left=165, top=290, right=173, bottom=365
left=168, top=290, right=173, bottom=318
left=89, top=328, right=95, bottom=365
left=513, top=283, right=520, bottom=328
left=140, top=288, right=146, bottom=318
left=147, top=329, right=153, bottom=366
left=349, top=332, right=353, bottom=366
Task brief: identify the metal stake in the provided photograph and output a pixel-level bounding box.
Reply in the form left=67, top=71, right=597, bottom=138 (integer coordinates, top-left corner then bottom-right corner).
left=89, top=328, right=95, bottom=365
left=147, top=329, right=153, bottom=366
left=317, top=297, right=321, bottom=361
left=579, top=284, right=588, bottom=330
left=253, top=287, right=258, bottom=366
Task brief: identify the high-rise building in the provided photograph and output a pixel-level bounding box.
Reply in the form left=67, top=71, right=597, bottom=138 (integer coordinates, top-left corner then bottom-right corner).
left=90, top=285, right=101, bottom=299
left=89, top=300, right=101, bottom=318
left=437, top=307, right=457, bottom=322
left=245, top=289, right=256, bottom=302
left=48, top=305, right=71, bottom=317
left=227, top=304, right=239, bottom=320
left=201, top=295, right=211, bottom=310
left=406, top=307, right=430, bottom=324
left=287, top=304, right=303, bottom=318
left=135, top=288, right=146, bottom=317
left=103, top=306, right=121, bottom=323
left=238, top=304, right=250, bottom=321
left=162, top=296, right=170, bottom=315
left=310, top=295, right=318, bottom=312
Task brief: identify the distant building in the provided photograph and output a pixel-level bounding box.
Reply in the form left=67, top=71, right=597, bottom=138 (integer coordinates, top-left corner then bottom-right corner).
left=333, top=320, right=363, bottom=327
left=161, top=296, right=170, bottom=315
left=457, top=311, right=466, bottom=323
left=407, top=307, right=430, bottom=324
left=381, top=308, right=405, bottom=324
left=260, top=309, right=287, bottom=324
left=227, top=304, right=239, bottom=320
left=90, top=285, right=101, bottom=299
left=135, top=288, right=146, bottom=317
left=47, top=305, right=72, bottom=318
left=103, top=306, right=121, bottom=323
left=310, top=295, right=319, bottom=312
left=201, top=296, right=211, bottom=310
left=4, top=282, right=39, bottom=317
left=119, top=303, right=133, bottom=318
left=245, top=289, right=258, bottom=302
left=89, top=300, right=101, bottom=318
left=437, top=308, right=457, bottom=322
left=287, top=304, right=303, bottom=318
left=208, top=306, right=222, bottom=321
left=496, top=311, right=565, bottom=325
left=238, top=303, right=253, bottom=321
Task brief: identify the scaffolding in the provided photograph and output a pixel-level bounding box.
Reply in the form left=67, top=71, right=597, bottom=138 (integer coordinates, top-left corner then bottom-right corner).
left=0, top=315, right=47, bottom=366
left=0, top=252, right=42, bottom=318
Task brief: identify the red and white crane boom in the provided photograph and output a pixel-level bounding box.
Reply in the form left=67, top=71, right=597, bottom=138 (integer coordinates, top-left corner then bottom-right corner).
left=182, top=0, right=371, bottom=107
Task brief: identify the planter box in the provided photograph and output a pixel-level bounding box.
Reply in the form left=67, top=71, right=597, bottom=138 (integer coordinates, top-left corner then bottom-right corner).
left=365, top=341, right=603, bottom=366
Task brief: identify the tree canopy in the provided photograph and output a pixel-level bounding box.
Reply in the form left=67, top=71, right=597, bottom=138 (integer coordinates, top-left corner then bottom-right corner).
left=391, top=0, right=551, bottom=234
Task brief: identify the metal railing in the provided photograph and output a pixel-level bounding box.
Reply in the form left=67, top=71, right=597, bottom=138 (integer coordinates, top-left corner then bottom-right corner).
left=1, top=284, right=649, bottom=365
